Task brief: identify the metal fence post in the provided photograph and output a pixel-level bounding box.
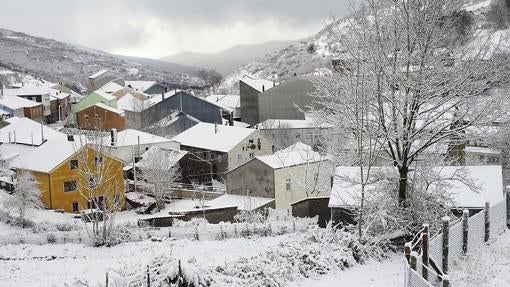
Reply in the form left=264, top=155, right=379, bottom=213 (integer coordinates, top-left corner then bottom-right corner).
left=442, top=216, right=450, bottom=274
left=147, top=265, right=150, bottom=287
left=404, top=242, right=411, bottom=263
left=462, top=209, right=469, bottom=255
left=484, top=202, right=490, bottom=242
left=410, top=252, right=418, bottom=271
left=422, top=224, right=429, bottom=281
left=105, top=272, right=109, bottom=287
left=443, top=275, right=450, bottom=287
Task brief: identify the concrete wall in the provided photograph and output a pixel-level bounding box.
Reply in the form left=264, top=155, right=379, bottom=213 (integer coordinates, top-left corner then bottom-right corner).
left=226, top=159, right=275, bottom=198
left=258, top=78, right=314, bottom=123
left=274, top=159, right=333, bottom=210
left=239, top=81, right=260, bottom=125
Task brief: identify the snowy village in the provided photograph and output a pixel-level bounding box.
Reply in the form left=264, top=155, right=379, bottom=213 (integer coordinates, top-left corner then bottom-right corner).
left=1, top=0, right=510, bottom=286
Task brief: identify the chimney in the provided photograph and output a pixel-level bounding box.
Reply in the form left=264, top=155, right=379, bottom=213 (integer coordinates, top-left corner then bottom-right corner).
left=262, top=85, right=265, bottom=92
left=161, top=91, right=165, bottom=102
left=40, top=120, right=44, bottom=142
left=8, top=132, right=11, bottom=143
left=110, top=128, right=117, bottom=146
left=67, top=134, right=74, bottom=142
left=13, top=130, right=16, bottom=144
left=214, top=122, right=218, bottom=134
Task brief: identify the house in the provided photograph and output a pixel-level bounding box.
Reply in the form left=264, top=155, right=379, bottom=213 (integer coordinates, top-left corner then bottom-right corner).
left=225, top=142, right=333, bottom=210
left=144, top=111, right=200, bottom=138
left=255, top=116, right=330, bottom=151
left=76, top=103, right=125, bottom=131
left=239, top=75, right=276, bottom=125
left=102, top=128, right=180, bottom=164
left=0, top=95, right=43, bottom=121
left=113, top=88, right=150, bottom=112
left=172, top=122, right=273, bottom=178
left=10, top=136, right=125, bottom=213
left=48, top=89, right=71, bottom=122
left=71, top=90, right=118, bottom=118
left=134, top=146, right=213, bottom=186
left=125, top=91, right=230, bottom=129
left=205, top=95, right=241, bottom=120
left=125, top=81, right=166, bottom=95
left=96, top=81, right=124, bottom=94
left=329, top=165, right=505, bottom=225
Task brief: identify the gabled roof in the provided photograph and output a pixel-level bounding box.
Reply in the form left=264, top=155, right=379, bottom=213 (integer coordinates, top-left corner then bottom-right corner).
left=97, top=81, right=124, bottom=94
left=0, top=95, right=41, bottom=110
left=205, top=95, right=240, bottom=110
left=90, top=90, right=117, bottom=101
left=125, top=81, right=158, bottom=93
left=85, top=103, right=124, bottom=115
left=172, top=122, right=257, bottom=152
left=138, top=146, right=188, bottom=168
left=2, top=87, right=50, bottom=97
left=329, top=165, right=504, bottom=208
left=10, top=136, right=87, bottom=173
left=108, top=129, right=172, bottom=147
left=257, top=142, right=326, bottom=169
left=0, top=117, right=67, bottom=146
left=240, top=75, right=276, bottom=92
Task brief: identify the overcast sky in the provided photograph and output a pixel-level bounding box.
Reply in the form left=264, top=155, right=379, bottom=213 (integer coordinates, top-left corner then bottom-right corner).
left=0, top=0, right=357, bottom=59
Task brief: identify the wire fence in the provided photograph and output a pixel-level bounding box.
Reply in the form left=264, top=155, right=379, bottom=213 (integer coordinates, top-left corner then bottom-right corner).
left=404, top=197, right=508, bottom=287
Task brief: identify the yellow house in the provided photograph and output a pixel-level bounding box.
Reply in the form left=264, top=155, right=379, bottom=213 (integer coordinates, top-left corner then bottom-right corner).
left=10, top=136, right=125, bottom=213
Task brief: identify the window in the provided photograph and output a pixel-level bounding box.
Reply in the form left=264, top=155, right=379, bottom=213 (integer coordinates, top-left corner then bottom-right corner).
left=63, top=180, right=77, bottom=192
left=286, top=179, right=291, bottom=192
left=249, top=152, right=254, bottom=159
left=249, top=139, right=254, bottom=144
left=72, top=202, right=79, bottom=213
left=70, top=159, right=79, bottom=170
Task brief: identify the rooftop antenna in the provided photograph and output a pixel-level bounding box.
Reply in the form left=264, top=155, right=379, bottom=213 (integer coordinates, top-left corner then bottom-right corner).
left=40, top=120, right=44, bottom=143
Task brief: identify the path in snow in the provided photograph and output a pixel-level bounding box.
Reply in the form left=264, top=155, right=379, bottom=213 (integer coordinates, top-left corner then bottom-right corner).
left=290, top=254, right=404, bottom=287
left=449, top=230, right=510, bottom=287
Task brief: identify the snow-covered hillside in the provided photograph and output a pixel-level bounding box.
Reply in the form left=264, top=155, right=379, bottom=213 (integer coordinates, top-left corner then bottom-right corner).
left=222, top=0, right=503, bottom=92
left=0, top=28, right=204, bottom=92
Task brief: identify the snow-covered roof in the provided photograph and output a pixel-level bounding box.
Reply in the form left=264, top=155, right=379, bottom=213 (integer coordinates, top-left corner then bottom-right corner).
left=257, top=142, right=326, bottom=169
left=171, top=122, right=257, bottom=152
left=149, top=111, right=200, bottom=129
left=0, top=95, right=41, bottom=110
left=205, top=95, right=240, bottom=110
left=0, top=143, right=37, bottom=161
left=89, top=70, right=108, bottom=79
left=329, top=166, right=504, bottom=209
left=125, top=81, right=158, bottom=92
left=86, top=103, right=124, bottom=115
left=465, top=146, right=500, bottom=155
left=96, top=81, right=124, bottom=94
left=256, top=117, right=331, bottom=129
left=10, top=136, right=87, bottom=173
left=137, top=146, right=187, bottom=168
left=2, top=87, right=50, bottom=97
left=109, top=129, right=172, bottom=147
left=240, top=74, right=277, bottom=92
left=146, top=89, right=180, bottom=107
left=48, top=88, right=70, bottom=100
left=91, top=90, right=117, bottom=101
left=208, top=194, right=274, bottom=211
left=0, top=117, right=67, bottom=146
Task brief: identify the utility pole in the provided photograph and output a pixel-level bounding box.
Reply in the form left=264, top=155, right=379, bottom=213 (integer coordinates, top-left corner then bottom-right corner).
left=132, top=146, right=137, bottom=193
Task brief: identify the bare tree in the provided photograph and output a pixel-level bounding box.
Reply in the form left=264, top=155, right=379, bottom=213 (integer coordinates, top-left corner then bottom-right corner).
left=6, top=170, right=43, bottom=228
left=314, top=0, right=510, bottom=208
left=74, top=134, right=124, bottom=246
left=138, top=147, right=181, bottom=211
left=197, top=69, right=223, bottom=93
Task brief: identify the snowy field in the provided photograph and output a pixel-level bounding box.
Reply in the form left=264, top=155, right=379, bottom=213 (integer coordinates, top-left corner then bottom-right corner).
left=450, top=230, right=510, bottom=287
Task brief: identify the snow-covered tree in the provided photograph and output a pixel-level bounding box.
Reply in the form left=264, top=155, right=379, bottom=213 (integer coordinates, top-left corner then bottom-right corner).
left=7, top=170, right=43, bottom=228
left=74, top=134, right=124, bottom=246
left=138, top=147, right=181, bottom=211
left=313, top=0, right=510, bottom=208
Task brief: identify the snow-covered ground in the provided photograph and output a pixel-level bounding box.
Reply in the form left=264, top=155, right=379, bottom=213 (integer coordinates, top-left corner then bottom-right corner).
left=450, top=231, right=510, bottom=286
